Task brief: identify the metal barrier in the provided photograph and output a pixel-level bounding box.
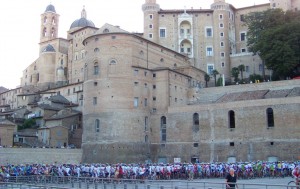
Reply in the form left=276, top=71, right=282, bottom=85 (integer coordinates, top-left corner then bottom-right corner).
left=0, top=176, right=295, bottom=189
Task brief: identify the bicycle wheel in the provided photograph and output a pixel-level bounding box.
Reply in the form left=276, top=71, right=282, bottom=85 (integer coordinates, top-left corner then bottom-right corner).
left=287, top=181, right=297, bottom=189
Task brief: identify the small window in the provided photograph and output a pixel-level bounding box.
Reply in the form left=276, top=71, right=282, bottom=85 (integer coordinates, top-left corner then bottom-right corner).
left=95, top=119, right=100, bottom=132
left=149, top=24, right=153, bottom=29
left=219, top=23, right=224, bottom=28
left=94, top=63, right=99, bottom=75
left=144, top=83, right=148, bottom=88
left=93, top=97, right=97, bottom=105
left=153, top=73, right=156, bottom=78
left=219, top=14, right=223, bottom=19
left=193, top=143, right=199, bottom=147
left=134, top=69, right=139, bottom=76
left=206, top=28, right=212, bottom=37
left=111, top=36, right=116, bottom=39
left=267, top=108, right=274, bottom=127
left=241, top=32, right=246, bottom=41
left=149, top=14, right=153, bottom=19
left=134, top=97, right=139, bottom=108
left=221, top=62, right=225, bottom=67
left=103, top=28, right=110, bottom=33
left=159, top=29, right=166, bottom=38
left=153, top=85, right=156, bottom=89
left=94, top=82, right=98, bottom=86
left=153, top=97, right=156, bottom=101
left=134, top=82, right=139, bottom=86
left=149, top=33, right=153, bottom=39
left=207, top=65, right=214, bottom=75
left=240, top=14, right=245, bottom=22
left=245, top=66, right=249, bottom=72
left=229, top=110, right=235, bottom=128
left=206, top=47, right=213, bottom=56
left=230, top=142, right=234, bottom=146
left=220, top=32, right=224, bottom=37
left=94, top=48, right=99, bottom=53
left=110, top=60, right=117, bottom=64
left=221, top=52, right=225, bottom=57
left=241, top=48, right=246, bottom=53
left=160, top=58, right=164, bottom=62
left=270, top=142, right=274, bottom=145
left=220, top=41, right=224, bottom=47
left=144, top=98, right=148, bottom=107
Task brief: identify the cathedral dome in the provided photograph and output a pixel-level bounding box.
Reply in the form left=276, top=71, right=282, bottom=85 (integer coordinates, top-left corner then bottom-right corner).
left=45, top=4, right=56, bottom=13
left=70, top=18, right=95, bottom=29
left=42, top=44, right=56, bottom=52
left=70, top=6, right=95, bottom=29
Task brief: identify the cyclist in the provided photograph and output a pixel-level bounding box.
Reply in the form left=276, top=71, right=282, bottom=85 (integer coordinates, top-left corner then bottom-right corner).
left=292, top=166, right=300, bottom=188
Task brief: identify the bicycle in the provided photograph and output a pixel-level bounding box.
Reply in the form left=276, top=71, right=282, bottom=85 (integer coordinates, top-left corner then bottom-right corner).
left=287, top=180, right=299, bottom=189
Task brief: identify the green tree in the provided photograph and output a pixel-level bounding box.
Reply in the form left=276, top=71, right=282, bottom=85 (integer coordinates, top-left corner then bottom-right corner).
left=244, top=9, right=300, bottom=79
left=18, top=118, right=36, bottom=131
left=231, top=67, right=240, bottom=83
left=216, top=76, right=223, bottom=87
left=204, top=73, right=210, bottom=87
left=211, top=70, right=219, bottom=87
left=238, top=64, right=245, bottom=82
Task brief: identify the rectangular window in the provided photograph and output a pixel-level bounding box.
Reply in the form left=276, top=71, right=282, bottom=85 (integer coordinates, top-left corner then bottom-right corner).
left=153, top=73, right=156, bottom=78
left=220, top=41, right=224, bottom=47
left=153, top=97, right=156, bottom=101
left=219, top=23, right=224, bottom=28
left=187, top=48, right=191, bottom=53
left=219, top=14, right=223, bottom=19
left=222, top=62, right=225, bottom=67
left=134, top=69, right=139, bottom=76
left=241, top=32, right=246, bottom=41
left=149, top=14, right=153, bottom=19
left=180, top=48, right=184, bottom=53
left=220, top=32, right=224, bottom=37
left=159, top=28, right=166, bottom=38
left=134, top=81, right=139, bottom=86
left=206, top=27, right=212, bottom=37
left=93, top=97, right=97, bottom=105
left=241, top=48, right=246, bottom=53
left=149, top=33, right=153, bottom=39
left=206, top=47, right=213, bottom=56
left=245, top=66, right=249, bottom=72
left=153, top=85, right=156, bottom=89
left=259, top=64, right=263, bottom=71
left=230, top=142, right=235, bottom=146
left=144, top=98, right=148, bottom=107
left=221, top=52, right=225, bottom=57
left=134, top=97, right=139, bottom=108
left=207, top=64, right=214, bottom=75
left=187, top=29, right=190, bottom=34
left=240, top=14, right=245, bottom=22
left=180, top=29, right=184, bottom=35
left=149, top=24, right=153, bottom=29
left=144, top=83, right=147, bottom=88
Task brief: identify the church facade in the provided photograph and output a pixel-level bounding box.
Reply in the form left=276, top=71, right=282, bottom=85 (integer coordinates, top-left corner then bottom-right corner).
left=0, top=0, right=299, bottom=163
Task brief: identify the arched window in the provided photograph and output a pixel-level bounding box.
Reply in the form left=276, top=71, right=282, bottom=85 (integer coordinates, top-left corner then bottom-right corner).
left=52, top=17, right=55, bottom=24
left=266, top=108, right=274, bottom=127
left=110, top=60, right=117, bottom=64
left=193, top=113, right=200, bottom=132
left=161, top=116, right=167, bottom=142
left=95, top=119, right=100, bottom=132
left=43, top=28, right=47, bottom=37
left=228, top=110, right=235, bottom=128
left=51, top=28, right=55, bottom=37
left=94, top=62, right=99, bottom=75
left=103, top=28, right=110, bottom=33
left=44, top=16, right=47, bottom=23
left=94, top=48, right=99, bottom=53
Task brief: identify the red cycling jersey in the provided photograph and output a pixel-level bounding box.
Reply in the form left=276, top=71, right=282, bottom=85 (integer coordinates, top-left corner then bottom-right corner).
left=293, top=169, right=300, bottom=178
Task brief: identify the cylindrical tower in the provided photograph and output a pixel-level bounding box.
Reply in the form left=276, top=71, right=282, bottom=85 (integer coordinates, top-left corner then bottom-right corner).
left=142, top=0, right=160, bottom=43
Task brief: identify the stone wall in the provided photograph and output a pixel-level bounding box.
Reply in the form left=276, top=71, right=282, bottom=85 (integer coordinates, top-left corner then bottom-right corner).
left=0, top=148, right=82, bottom=165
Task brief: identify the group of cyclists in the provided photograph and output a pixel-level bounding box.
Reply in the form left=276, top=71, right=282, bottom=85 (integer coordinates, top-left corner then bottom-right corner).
left=0, top=161, right=299, bottom=184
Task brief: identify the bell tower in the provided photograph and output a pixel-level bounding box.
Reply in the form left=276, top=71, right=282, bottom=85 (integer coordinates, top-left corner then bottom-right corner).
left=40, top=4, right=59, bottom=43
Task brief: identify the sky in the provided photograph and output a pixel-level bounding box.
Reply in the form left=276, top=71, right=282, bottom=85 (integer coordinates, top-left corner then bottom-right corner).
left=0, top=0, right=269, bottom=89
